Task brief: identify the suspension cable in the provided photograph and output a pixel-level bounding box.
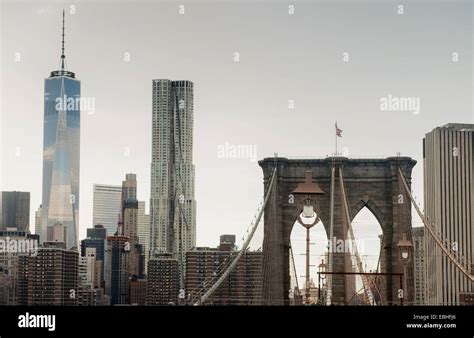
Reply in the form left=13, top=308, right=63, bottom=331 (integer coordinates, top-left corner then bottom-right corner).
left=196, top=166, right=278, bottom=305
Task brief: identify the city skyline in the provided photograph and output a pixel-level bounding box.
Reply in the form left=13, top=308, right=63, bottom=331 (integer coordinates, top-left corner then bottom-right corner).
left=1, top=1, right=472, bottom=256
left=1, top=4, right=474, bottom=338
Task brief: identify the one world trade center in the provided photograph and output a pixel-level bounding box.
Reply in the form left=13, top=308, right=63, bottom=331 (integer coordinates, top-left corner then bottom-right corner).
left=41, top=11, right=80, bottom=249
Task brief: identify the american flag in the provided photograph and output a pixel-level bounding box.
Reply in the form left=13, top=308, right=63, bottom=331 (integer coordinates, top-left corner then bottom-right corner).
left=335, top=123, right=343, bottom=137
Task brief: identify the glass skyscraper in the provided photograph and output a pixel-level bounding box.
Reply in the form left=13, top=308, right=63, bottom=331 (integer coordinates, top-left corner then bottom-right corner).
left=41, top=12, right=80, bottom=249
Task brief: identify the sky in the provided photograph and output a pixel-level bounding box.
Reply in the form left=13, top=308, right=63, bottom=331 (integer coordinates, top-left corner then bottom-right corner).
left=1, top=0, right=472, bottom=288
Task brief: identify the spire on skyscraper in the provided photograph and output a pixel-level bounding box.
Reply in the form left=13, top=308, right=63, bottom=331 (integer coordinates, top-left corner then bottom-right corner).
left=60, top=9, right=66, bottom=71
left=51, top=9, right=75, bottom=78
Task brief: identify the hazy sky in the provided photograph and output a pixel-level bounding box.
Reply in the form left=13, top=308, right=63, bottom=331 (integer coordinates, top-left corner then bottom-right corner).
left=1, top=0, right=472, bottom=287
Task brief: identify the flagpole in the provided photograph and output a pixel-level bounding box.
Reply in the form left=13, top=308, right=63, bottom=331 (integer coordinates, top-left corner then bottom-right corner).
left=335, top=122, right=338, bottom=157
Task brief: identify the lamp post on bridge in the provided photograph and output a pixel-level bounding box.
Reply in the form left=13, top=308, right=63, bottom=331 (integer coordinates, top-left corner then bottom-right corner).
left=318, top=259, right=327, bottom=304
left=397, top=234, right=413, bottom=306
left=292, top=170, right=324, bottom=305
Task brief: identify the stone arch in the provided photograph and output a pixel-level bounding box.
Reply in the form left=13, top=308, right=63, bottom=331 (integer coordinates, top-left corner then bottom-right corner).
left=351, top=199, right=386, bottom=233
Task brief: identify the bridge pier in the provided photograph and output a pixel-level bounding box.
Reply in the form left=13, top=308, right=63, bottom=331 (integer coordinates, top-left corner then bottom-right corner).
left=259, top=157, right=416, bottom=306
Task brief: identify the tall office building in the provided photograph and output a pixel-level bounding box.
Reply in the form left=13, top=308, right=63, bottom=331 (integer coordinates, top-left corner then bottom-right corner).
left=123, top=199, right=139, bottom=277
left=122, top=174, right=137, bottom=202
left=34, top=205, right=42, bottom=239
left=412, top=227, right=425, bottom=305
left=17, top=241, right=78, bottom=305
left=121, top=174, right=142, bottom=277
left=87, top=223, right=107, bottom=240
left=137, top=201, right=150, bottom=271
left=121, top=175, right=138, bottom=241
left=150, top=80, right=196, bottom=287
left=0, top=191, right=30, bottom=231
left=423, top=123, right=474, bottom=305
left=93, top=184, right=122, bottom=236
left=105, top=232, right=130, bottom=305
left=81, top=225, right=107, bottom=263
left=81, top=224, right=107, bottom=286
left=79, top=247, right=100, bottom=289
left=41, top=12, right=80, bottom=249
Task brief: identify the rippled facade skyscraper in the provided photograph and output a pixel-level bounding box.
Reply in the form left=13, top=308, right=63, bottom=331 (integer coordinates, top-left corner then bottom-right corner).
left=150, top=80, right=196, bottom=288
left=41, top=11, right=80, bottom=249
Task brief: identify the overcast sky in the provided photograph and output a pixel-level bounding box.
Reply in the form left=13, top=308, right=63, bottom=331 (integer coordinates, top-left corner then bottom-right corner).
left=1, top=0, right=472, bottom=287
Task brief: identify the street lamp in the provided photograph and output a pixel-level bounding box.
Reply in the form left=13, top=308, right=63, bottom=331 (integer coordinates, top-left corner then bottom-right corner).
left=292, top=170, right=324, bottom=305
left=397, top=234, right=413, bottom=305
left=317, top=260, right=327, bottom=304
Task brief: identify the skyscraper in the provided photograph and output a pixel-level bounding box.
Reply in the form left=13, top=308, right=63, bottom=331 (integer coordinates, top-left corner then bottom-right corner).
left=93, top=184, right=122, bottom=236
left=412, top=227, right=425, bottom=305
left=122, top=173, right=137, bottom=202
left=81, top=224, right=107, bottom=286
left=121, top=174, right=142, bottom=277
left=137, top=201, right=150, bottom=271
left=150, top=80, right=196, bottom=287
left=41, top=11, right=80, bottom=249
left=105, top=234, right=130, bottom=305
left=79, top=247, right=100, bottom=289
left=0, top=191, right=30, bottom=231
left=34, top=205, right=42, bottom=239
left=123, top=199, right=139, bottom=277
left=423, top=123, right=474, bottom=305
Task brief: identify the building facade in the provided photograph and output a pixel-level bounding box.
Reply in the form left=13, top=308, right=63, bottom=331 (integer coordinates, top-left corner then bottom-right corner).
left=17, top=242, right=78, bottom=305
left=130, top=276, right=147, bottom=305
left=47, top=222, right=68, bottom=244
left=137, top=201, right=150, bottom=272
left=81, top=224, right=107, bottom=286
left=423, top=123, right=473, bottom=305
left=93, top=184, right=122, bottom=236
left=412, top=227, right=425, bottom=305
left=122, top=174, right=137, bottom=202
left=105, top=235, right=130, bottom=305
left=121, top=174, right=143, bottom=278
left=146, top=254, right=179, bottom=305
left=185, top=236, right=263, bottom=305
left=123, top=199, right=140, bottom=277
left=34, top=205, right=42, bottom=240
left=0, top=229, right=38, bottom=305
left=150, top=80, right=196, bottom=287
left=0, top=191, right=30, bottom=231
left=79, top=247, right=100, bottom=288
